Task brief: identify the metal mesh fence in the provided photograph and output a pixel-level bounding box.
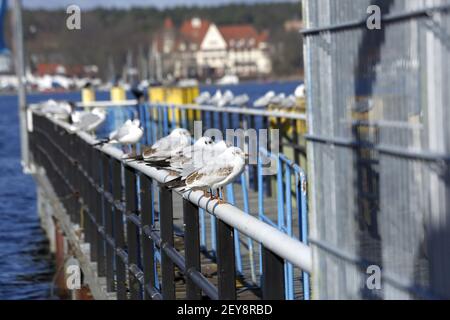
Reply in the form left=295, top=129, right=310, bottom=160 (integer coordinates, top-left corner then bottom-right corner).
left=303, top=0, right=450, bottom=299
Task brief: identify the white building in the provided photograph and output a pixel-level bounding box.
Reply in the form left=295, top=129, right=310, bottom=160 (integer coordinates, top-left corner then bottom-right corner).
left=153, top=18, right=272, bottom=80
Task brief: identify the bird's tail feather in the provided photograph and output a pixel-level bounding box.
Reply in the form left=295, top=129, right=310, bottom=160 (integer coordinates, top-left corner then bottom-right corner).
left=123, top=155, right=144, bottom=162
left=163, top=177, right=186, bottom=189
left=145, top=160, right=171, bottom=167
left=93, top=138, right=109, bottom=146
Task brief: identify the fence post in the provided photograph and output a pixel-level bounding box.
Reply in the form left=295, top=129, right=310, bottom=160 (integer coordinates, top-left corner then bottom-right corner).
left=101, top=153, right=115, bottom=292
left=112, top=159, right=128, bottom=299
left=140, top=176, right=157, bottom=299
left=159, top=185, right=176, bottom=299
left=94, top=149, right=106, bottom=278
left=262, top=247, right=285, bottom=300
left=216, top=219, right=236, bottom=300
left=125, top=166, right=142, bottom=299
left=183, top=199, right=202, bottom=299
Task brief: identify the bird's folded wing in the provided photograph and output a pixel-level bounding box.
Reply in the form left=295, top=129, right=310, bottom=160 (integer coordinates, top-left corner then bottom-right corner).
left=186, top=166, right=234, bottom=188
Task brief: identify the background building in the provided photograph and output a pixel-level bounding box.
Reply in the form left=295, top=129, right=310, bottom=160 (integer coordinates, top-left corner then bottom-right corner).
left=152, top=17, right=272, bottom=80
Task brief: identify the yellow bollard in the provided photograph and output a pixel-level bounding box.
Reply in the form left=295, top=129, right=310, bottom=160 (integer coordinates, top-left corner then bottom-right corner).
left=111, top=86, right=126, bottom=102
left=82, top=88, right=96, bottom=104
left=149, top=87, right=166, bottom=103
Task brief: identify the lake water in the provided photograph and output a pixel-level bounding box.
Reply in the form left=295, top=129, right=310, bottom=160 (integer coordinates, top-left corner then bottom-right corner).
left=0, top=80, right=301, bottom=300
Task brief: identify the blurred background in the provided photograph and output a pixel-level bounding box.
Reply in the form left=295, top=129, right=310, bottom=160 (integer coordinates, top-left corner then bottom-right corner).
left=0, top=0, right=302, bottom=91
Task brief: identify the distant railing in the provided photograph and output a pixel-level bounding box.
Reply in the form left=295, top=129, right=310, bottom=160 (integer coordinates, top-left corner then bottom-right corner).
left=29, top=110, right=311, bottom=300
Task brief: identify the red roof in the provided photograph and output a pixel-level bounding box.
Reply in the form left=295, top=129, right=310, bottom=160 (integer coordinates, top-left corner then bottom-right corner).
left=218, top=24, right=268, bottom=48
left=180, top=19, right=211, bottom=45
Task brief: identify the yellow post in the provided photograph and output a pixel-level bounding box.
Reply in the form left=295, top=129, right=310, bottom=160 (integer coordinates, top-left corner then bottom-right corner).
left=111, top=86, right=126, bottom=102
left=82, top=88, right=95, bottom=104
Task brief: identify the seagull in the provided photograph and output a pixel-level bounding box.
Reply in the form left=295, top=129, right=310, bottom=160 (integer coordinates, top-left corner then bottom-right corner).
left=269, top=93, right=286, bottom=107
left=69, top=108, right=106, bottom=133
left=40, top=99, right=74, bottom=120
left=280, top=95, right=297, bottom=109
left=253, top=91, right=275, bottom=108
left=230, top=94, right=250, bottom=107
left=129, top=128, right=191, bottom=163
left=295, top=84, right=306, bottom=99
left=217, top=90, right=234, bottom=107
left=179, top=139, right=229, bottom=178
left=195, top=92, right=211, bottom=105
left=95, top=119, right=143, bottom=154
left=165, top=146, right=246, bottom=203
left=154, top=136, right=215, bottom=172
left=208, top=90, right=222, bottom=106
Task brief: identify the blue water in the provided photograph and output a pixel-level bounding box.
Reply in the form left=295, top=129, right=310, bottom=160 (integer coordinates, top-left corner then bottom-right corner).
left=0, top=80, right=300, bottom=300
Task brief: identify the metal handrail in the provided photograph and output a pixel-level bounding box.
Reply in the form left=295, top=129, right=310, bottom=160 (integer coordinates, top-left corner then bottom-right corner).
left=48, top=100, right=308, bottom=121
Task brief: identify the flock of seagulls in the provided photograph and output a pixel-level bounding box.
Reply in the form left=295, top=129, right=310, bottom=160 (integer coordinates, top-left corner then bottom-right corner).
left=37, top=99, right=246, bottom=203
left=36, top=99, right=107, bottom=134
left=35, top=83, right=305, bottom=202
left=195, top=83, right=305, bottom=110
left=126, top=128, right=246, bottom=203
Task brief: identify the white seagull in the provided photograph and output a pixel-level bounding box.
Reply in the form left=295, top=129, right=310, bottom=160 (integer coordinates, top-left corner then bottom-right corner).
left=69, top=108, right=106, bottom=133
left=161, top=136, right=216, bottom=172
left=96, top=119, right=143, bottom=154
left=217, top=90, right=234, bottom=107
left=294, top=84, right=306, bottom=99
left=166, top=146, right=246, bottom=203
left=230, top=94, right=250, bottom=107
left=40, top=100, right=73, bottom=120
left=208, top=90, right=222, bottom=106
left=280, top=95, right=297, bottom=109
left=253, top=91, right=275, bottom=108
left=133, top=128, right=191, bottom=163
left=179, top=139, right=229, bottom=178
left=195, top=92, right=211, bottom=105
left=269, top=93, right=286, bottom=106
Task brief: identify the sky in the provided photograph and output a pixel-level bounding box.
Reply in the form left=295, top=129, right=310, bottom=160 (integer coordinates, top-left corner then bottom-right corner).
left=22, top=0, right=298, bottom=10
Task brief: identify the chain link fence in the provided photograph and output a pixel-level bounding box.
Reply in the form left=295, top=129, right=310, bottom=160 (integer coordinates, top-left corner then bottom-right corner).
left=303, top=0, right=450, bottom=299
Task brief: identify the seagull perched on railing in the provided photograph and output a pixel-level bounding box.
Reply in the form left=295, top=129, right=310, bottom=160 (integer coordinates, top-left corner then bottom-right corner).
left=95, top=119, right=143, bottom=154
left=69, top=108, right=106, bottom=134
left=178, top=139, right=228, bottom=178
left=208, top=90, right=222, bottom=106
left=230, top=94, right=250, bottom=107
left=195, top=92, right=211, bottom=105
left=253, top=91, right=275, bottom=108
left=165, top=146, right=246, bottom=203
left=280, top=95, right=297, bottom=109
left=217, top=90, right=234, bottom=108
left=269, top=93, right=286, bottom=107
left=150, top=136, right=215, bottom=171
left=294, top=84, right=306, bottom=99
left=127, top=128, right=191, bottom=163
left=39, top=99, right=74, bottom=121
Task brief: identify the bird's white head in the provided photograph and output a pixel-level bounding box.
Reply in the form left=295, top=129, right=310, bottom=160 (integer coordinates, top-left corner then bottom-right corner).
left=194, top=136, right=214, bottom=147
left=132, top=119, right=141, bottom=127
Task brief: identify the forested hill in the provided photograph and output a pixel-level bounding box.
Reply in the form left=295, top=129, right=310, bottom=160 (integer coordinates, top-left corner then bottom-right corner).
left=6, top=2, right=303, bottom=79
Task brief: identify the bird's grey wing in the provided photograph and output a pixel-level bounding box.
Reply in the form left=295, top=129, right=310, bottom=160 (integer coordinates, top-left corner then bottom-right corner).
left=76, top=113, right=100, bottom=129
left=186, top=166, right=233, bottom=187
left=114, top=124, right=131, bottom=139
